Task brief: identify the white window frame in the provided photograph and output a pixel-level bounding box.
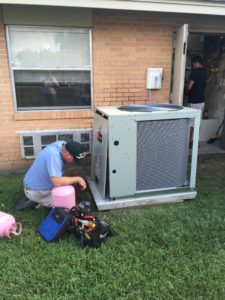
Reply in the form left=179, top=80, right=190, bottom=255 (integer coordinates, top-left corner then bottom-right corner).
left=6, top=25, right=93, bottom=112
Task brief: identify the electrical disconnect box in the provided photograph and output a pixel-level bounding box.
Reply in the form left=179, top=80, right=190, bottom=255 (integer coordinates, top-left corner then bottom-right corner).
left=146, top=68, right=163, bottom=89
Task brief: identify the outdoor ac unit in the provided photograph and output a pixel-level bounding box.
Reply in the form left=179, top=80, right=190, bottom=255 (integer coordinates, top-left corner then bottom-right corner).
left=19, top=128, right=92, bottom=159
left=88, top=105, right=201, bottom=210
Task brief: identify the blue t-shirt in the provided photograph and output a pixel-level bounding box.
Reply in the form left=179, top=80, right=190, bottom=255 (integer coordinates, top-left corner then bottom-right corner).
left=24, top=141, right=65, bottom=190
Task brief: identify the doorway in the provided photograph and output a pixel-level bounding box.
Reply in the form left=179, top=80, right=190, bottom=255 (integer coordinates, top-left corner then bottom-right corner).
left=186, top=32, right=225, bottom=143
left=185, top=33, right=225, bottom=112
left=171, top=27, right=225, bottom=145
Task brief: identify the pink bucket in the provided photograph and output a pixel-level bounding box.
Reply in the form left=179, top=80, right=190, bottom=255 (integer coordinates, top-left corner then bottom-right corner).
left=51, top=185, right=76, bottom=209
left=0, top=211, right=22, bottom=238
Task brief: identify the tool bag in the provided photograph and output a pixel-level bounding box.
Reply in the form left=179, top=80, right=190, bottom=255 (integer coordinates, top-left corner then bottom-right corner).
left=38, top=205, right=112, bottom=248
left=70, top=206, right=112, bottom=248
left=38, top=208, right=71, bottom=242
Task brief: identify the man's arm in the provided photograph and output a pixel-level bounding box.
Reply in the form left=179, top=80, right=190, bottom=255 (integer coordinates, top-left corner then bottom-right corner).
left=186, top=69, right=197, bottom=91
left=186, top=80, right=194, bottom=91
left=51, top=176, right=87, bottom=190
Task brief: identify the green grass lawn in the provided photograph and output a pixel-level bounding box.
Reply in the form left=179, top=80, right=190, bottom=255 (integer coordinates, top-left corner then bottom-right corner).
left=0, top=155, right=225, bottom=300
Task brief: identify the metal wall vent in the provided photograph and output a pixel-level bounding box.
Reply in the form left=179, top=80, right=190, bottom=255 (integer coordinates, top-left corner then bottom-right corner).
left=19, top=129, right=92, bottom=159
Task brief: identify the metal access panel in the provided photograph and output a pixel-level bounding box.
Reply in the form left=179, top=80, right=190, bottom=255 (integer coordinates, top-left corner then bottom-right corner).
left=136, top=119, right=190, bottom=191
left=108, top=117, right=136, bottom=198
left=91, top=113, right=108, bottom=199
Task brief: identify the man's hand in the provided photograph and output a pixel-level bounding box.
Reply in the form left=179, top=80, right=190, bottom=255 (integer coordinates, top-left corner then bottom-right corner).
left=77, top=177, right=87, bottom=190
left=51, top=176, right=87, bottom=190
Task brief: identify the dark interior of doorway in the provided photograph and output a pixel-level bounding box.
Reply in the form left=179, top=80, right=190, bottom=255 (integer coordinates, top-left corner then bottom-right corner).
left=184, top=32, right=225, bottom=109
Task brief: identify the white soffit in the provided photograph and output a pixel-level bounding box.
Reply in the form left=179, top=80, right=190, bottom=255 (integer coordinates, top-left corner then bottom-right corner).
left=0, top=0, right=225, bottom=16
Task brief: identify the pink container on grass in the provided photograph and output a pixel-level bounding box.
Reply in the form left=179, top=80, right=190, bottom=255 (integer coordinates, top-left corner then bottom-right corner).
left=51, top=185, right=76, bottom=209
left=0, top=211, right=22, bottom=238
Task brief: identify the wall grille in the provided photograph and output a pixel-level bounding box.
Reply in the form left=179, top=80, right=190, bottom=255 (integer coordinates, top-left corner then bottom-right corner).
left=19, top=128, right=92, bottom=159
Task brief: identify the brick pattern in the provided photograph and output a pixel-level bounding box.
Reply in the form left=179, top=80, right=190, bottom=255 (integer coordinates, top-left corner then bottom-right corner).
left=1, top=9, right=225, bottom=170
left=0, top=17, right=18, bottom=170
left=0, top=13, right=94, bottom=170
left=92, top=10, right=172, bottom=106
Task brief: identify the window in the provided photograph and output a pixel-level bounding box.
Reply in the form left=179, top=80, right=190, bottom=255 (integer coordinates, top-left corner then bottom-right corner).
left=7, top=26, right=92, bottom=111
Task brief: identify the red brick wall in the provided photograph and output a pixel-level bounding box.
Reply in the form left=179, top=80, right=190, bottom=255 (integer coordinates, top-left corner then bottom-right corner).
left=0, top=16, right=17, bottom=170
left=1, top=8, right=225, bottom=170
left=93, top=10, right=173, bottom=106
left=92, top=10, right=225, bottom=108
left=0, top=11, right=94, bottom=170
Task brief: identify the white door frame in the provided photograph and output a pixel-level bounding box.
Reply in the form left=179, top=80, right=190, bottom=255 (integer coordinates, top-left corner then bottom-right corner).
left=170, top=24, right=189, bottom=105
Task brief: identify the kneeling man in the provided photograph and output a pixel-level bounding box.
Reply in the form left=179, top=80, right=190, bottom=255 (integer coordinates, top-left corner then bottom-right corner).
left=16, top=141, right=87, bottom=210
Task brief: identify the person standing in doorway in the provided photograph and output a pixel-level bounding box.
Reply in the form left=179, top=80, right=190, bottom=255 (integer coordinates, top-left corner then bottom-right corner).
left=186, top=55, right=207, bottom=145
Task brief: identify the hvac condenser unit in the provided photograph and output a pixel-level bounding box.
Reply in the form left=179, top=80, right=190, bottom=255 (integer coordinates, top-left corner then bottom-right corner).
left=88, top=104, right=201, bottom=210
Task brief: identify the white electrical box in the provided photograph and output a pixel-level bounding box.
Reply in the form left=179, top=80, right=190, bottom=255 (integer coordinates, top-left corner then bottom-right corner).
left=146, top=68, right=163, bottom=89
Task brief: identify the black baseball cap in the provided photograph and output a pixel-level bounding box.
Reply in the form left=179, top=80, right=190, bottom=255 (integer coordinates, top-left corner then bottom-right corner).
left=65, top=141, right=88, bottom=162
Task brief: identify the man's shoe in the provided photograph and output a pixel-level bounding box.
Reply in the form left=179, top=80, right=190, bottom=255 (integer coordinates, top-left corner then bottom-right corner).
left=15, top=197, right=37, bottom=211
